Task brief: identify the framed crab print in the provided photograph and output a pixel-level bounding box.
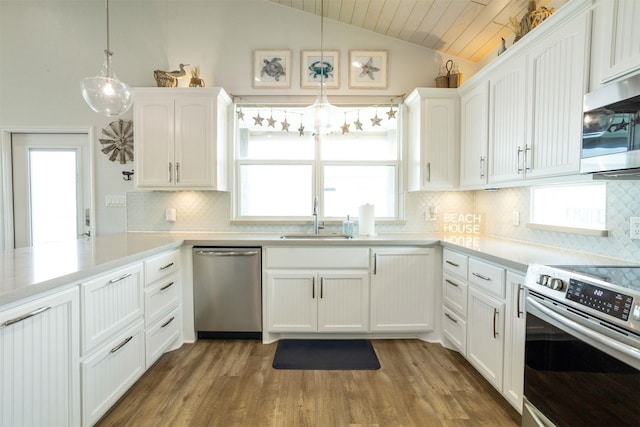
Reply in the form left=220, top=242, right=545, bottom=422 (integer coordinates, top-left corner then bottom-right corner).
left=253, top=49, right=291, bottom=88
left=301, top=50, right=339, bottom=89
left=349, top=50, right=387, bottom=89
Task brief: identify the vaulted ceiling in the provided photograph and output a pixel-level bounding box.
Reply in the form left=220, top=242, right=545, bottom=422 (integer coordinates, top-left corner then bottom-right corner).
left=269, top=0, right=559, bottom=63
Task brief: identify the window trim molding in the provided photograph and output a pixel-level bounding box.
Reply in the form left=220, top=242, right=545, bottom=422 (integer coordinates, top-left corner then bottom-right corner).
left=526, top=222, right=609, bottom=237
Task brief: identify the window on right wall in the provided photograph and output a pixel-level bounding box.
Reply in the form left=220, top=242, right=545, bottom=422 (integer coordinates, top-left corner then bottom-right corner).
left=529, top=183, right=608, bottom=235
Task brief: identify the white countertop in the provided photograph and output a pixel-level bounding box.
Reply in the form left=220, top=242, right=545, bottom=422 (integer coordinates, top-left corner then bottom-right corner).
left=1, top=232, right=635, bottom=307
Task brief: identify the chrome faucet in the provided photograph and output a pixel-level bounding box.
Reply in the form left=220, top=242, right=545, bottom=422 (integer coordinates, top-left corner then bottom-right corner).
left=312, top=196, right=323, bottom=234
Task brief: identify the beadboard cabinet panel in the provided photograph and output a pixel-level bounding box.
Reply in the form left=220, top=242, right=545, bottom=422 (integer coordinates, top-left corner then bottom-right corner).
left=0, top=287, right=80, bottom=427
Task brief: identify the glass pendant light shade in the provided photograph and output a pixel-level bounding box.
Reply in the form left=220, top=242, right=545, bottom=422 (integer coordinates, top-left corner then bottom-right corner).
left=306, top=83, right=340, bottom=134
left=81, top=51, right=132, bottom=117
left=81, top=0, right=132, bottom=117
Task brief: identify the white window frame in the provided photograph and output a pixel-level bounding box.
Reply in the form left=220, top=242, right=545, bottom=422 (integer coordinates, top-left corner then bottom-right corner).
left=232, top=104, right=403, bottom=223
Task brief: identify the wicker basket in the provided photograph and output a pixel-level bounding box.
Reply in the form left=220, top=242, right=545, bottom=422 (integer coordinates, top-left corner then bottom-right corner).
left=448, top=73, right=463, bottom=88
left=435, top=76, right=449, bottom=88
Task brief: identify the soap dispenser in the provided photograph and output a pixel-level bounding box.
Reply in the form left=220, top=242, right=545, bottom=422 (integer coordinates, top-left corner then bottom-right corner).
left=342, top=215, right=354, bottom=237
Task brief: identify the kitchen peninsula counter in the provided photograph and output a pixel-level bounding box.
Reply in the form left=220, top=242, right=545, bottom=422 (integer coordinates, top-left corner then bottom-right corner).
left=1, top=232, right=635, bottom=307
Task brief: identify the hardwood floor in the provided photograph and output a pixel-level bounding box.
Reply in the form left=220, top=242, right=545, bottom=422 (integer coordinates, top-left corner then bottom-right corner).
left=97, top=339, right=520, bottom=427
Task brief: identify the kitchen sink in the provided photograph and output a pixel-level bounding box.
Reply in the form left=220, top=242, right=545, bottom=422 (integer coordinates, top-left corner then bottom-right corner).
left=280, top=233, right=353, bottom=239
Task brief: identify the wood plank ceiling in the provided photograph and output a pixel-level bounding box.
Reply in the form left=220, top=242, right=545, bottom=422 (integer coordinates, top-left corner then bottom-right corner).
left=269, top=0, right=557, bottom=63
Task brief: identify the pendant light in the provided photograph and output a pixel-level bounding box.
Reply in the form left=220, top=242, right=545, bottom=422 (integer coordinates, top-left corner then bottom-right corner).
left=81, top=0, right=132, bottom=117
left=306, top=0, right=339, bottom=134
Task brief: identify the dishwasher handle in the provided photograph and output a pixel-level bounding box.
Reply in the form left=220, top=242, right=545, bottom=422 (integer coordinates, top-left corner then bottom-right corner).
left=195, top=250, right=259, bottom=257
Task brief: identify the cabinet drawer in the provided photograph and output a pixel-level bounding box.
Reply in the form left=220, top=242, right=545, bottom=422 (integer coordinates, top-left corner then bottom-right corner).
left=468, top=258, right=505, bottom=298
left=145, top=274, right=180, bottom=326
left=442, top=306, right=466, bottom=354
left=443, top=249, right=468, bottom=279
left=265, top=247, right=369, bottom=269
left=145, top=249, right=181, bottom=286
left=81, top=263, right=144, bottom=355
left=81, top=319, right=145, bottom=427
left=442, top=273, right=468, bottom=317
left=146, top=307, right=181, bottom=368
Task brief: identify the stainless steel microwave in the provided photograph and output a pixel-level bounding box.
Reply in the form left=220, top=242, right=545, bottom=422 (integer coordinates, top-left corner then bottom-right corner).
left=582, top=73, right=640, bottom=177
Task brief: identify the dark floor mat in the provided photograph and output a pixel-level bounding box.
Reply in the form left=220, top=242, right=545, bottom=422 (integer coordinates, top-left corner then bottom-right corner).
left=272, top=339, right=381, bottom=370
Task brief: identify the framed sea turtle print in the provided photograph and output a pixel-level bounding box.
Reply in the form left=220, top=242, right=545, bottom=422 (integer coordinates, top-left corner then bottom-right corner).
left=253, top=49, right=291, bottom=88
left=301, top=50, right=339, bottom=89
left=349, top=50, right=387, bottom=89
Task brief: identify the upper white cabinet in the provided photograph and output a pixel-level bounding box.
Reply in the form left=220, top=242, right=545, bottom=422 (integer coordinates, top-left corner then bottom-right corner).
left=134, top=87, right=231, bottom=190
left=488, top=54, right=528, bottom=184
left=405, top=88, right=460, bottom=191
left=591, top=0, right=640, bottom=86
left=370, top=247, right=435, bottom=332
left=459, top=81, right=489, bottom=189
left=1, top=287, right=80, bottom=427
left=524, top=10, right=589, bottom=179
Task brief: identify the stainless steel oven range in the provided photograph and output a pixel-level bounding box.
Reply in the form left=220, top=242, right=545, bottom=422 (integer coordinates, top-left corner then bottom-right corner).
left=523, top=264, right=640, bottom=427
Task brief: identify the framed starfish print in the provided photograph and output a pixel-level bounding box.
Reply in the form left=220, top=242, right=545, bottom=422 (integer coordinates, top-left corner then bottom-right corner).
left=349, top=50, right=387, bottom=89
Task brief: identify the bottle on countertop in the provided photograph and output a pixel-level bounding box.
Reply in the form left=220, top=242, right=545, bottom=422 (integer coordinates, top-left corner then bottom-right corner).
left=342, top=215, right=354, bottom=237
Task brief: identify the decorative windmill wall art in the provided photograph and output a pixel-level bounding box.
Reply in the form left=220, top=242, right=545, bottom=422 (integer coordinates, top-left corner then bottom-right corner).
left=99, top=119, right=134, bottom=164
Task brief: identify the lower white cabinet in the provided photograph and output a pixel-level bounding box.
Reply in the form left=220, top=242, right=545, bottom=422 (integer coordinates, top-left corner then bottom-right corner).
left=442, top=305, right=467, bottom=353
left=503, top=271, right=526, bottom=412
left=370, top=247, right=435, bottom=332
left=81, top=319, right=146, bottom=426
left=265, top=271, right=369, bottom=332
left=146, top=306, right=182, bottom=367
left=1, top=287, right=80, bottom=427
left=467, top=287, right=505, bottom=391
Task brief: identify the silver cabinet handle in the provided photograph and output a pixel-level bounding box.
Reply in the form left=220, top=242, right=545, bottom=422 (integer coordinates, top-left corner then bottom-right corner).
left=109, top=273, right=132, bottom=284
left=195, top=250, right=258, bottom=257
left=320, top=277, right=324, bottom=299
left=524, top=145, right=531, bottom=171
left=1, top=306, right=51, bottom=328
left=373, top=253, right=377, bottom=275
left=176, top=162, right=180, bottom=183
left=168, top=162, right=173, bottom=183
left=472, top=272, right=491, bottom=281
left=444, top=313, right=458, bottom=323
left=493, top=308, right=499, bottom=338
left=110, top=336, right=133, bottom=354
left=160, top=262, right=174, bottom=270
left=445, top=279, right=459, bottom=287
left=480, top=156, right=485, bottom=179
left=161, top=316, right=175, bottom=328
left=445, top=260, right=459, bottom=267
left=312, top=277, right=316, bottom=299
left=517, top=147, right=524, bottom=173
left=160, top=281, right=175, bottom=291
left=426, top=162, right=431, bottom=183
left=517, top=284, right=524, bottom=318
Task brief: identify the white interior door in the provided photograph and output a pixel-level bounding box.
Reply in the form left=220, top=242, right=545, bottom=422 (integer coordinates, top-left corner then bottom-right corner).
left=12, top=133, right=90, bottom=248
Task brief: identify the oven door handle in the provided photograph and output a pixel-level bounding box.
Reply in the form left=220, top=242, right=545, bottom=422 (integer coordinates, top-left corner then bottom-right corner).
left=527, top=296, right=640, bottom=366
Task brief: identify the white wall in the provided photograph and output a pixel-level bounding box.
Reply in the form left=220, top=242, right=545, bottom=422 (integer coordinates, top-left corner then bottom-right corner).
left=0, top=0, right=477, bottom=235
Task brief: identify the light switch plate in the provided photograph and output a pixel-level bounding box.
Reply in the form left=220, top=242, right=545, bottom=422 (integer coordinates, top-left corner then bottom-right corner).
left=105, top=195, right=126, bottom=207
left=165, top=208, right=177, bottom=223
left=630, top=217, right=640, bottom=240
left=512, top=210, right=520, bottom=226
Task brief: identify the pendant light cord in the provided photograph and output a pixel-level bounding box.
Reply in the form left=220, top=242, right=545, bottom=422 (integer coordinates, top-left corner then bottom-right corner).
left=320, top=0, right=324, bottom=99
left=104, top=0, right=112, bottom=76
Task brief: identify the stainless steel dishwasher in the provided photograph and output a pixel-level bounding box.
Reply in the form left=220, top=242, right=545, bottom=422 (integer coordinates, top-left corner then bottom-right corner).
left=193, top=247, right=262, bottom=339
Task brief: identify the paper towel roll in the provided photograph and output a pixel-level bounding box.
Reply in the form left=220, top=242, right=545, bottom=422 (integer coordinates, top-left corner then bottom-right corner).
left=358, top=204, right=375, bottom=236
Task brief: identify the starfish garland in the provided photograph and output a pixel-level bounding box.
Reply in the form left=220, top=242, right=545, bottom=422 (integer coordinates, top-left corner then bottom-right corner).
left=281, top=117, right=290, bottom=132
left=354, top=111, right=363, bottom=131
left=386, top=107, right=397, bottom=119
left=237, top=108, right=245, bottom=121
left=298, top=123, right=305, bottom=136
left=267, top=113, right=276, bottom=128
left=371, top=113, right=382, bottom=127
left=341, top=113, right=350, bottom=134
left=253, top=113, right=264, bottom=126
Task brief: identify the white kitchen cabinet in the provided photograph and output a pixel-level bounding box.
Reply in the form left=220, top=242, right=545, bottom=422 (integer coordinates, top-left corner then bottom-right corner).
left=441, top=248, right=469, bottom=354
left=265, top=271, right=369, bottom=333
left=81, top=262, right=144, bottom=355
left=593, top=0, right=640, bottom=85
left=134, top=87, right=231, bottom=190
left=459, top=81, right=489, bottom=189
left=370, top=247, right=435, bottom=332
left=1, top=287, right=80, bottom=427
left=467, top=286, right=505, bottom=391
left=144, top=249, right=182, bottom=368
left=524, top=11, right=589, bottom=179
left=406, top=88, right=460, bottom=191
left=503, top=271, right=526, bottom=413
left=81, top=319, right=146, bottom=427
left=488, top=54, right=528, bottom=184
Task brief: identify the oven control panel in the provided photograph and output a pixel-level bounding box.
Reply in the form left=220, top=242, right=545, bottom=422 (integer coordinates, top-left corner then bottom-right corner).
left=566, top=279, right=634, bottom=321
